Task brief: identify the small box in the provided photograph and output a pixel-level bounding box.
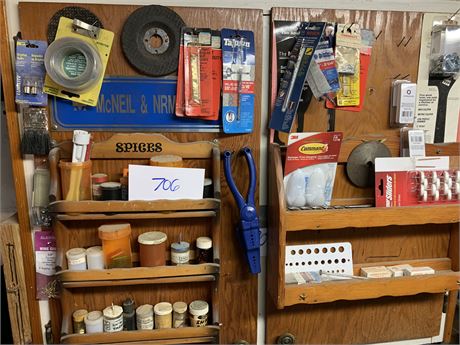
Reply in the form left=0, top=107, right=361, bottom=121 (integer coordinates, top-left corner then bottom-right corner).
left=387, top=264, right=413, bottom=277
left=360, top=266, right=392, bottom=278
left=403, top=266, right=435, bottom=276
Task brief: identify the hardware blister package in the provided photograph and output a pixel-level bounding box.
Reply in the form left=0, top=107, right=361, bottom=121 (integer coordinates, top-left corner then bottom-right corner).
left=15, top=40, right=48, bottom=106
left=221, top=29, right=255, bottom=133
left=284, top=132, right=343, bottom=208
left=270, top=23, right=325, bottom=132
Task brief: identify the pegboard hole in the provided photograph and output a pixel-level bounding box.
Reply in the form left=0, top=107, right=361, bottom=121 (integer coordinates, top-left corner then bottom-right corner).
left=322, top=248, right=327, bottom=253
left=306, top=249, right=312, bottom=254
left=330, top=247, right=336, bottom=253
left=298, top=249, right=304, bottom=255
left=314, top=248, right=320, bottom=254
left=338, top=246, right=344, bottom=252
left=291, top=250, right=296, bottom=255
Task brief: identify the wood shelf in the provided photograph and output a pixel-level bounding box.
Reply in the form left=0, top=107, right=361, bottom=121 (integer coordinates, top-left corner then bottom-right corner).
left=57, top=264, right=220, bottom=288
left=60, top=325, right=220, bottom=344
left=49, top=199, right=221, bottom=215
left=284, top=270, right=459, bottom=306
left=284, top=204, right=460, bottom=231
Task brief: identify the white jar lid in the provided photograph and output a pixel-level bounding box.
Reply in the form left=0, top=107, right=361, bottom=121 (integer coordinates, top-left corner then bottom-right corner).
left=154, top=302, right=172, bottom=316
left=85, top=310, right=103, bottom=324
left=173, top=301, right=187, bottom=314
left=86, top=246, right=102, bottom=257
left=138, top=231, right=167, bottom=245
left=196, top=237, right=212, bottom=250
left=66, top=248, right=86, bottom=259
left=189, top=300, right=209, bottom=316
left=136, top=304, right=153, bottom=317
left=103, top=305, right=123, bottom=318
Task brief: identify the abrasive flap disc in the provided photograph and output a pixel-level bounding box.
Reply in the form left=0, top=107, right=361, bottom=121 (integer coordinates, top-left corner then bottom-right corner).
left=47, top=6, right=103, bottom=44
left=346, top=141, right=391, bottom=188
left=121, top=5, right=185, bottom=77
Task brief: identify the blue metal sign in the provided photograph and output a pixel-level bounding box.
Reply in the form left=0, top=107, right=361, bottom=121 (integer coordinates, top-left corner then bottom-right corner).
left=50, top=76, right=221, bottom=131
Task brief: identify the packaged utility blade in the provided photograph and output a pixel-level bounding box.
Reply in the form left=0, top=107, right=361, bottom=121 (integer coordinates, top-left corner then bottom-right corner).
left=175, top=27, right=186, bottom=117
left=184, top=28, right=213, bottom=117
left=269, top=22, right=325, bottom=133
left=221, top=29, right=255, bottom=133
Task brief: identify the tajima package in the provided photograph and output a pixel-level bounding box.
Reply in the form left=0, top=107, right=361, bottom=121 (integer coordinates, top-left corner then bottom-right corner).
left=284, top=132, right=343, bottom=208
left=221, top=29, right=255, bottom=133
left=375, top=156, right=460, bottom=207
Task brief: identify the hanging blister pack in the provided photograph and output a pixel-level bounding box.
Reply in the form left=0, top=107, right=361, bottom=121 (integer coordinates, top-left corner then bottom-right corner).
left=335, top=23, right=361, bottom=106
left=270, top=22, right=325, bottom=133
left=221, top=29, right=255, bottom=133
left=184, top=28, right=213, bottom=117
left=15, top=40, right=48, bottom=106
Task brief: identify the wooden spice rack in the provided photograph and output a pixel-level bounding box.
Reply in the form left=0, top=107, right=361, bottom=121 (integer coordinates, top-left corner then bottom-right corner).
left=268, top=143, right=460, bottom=309
left=49, top=134, right=222, bottom=344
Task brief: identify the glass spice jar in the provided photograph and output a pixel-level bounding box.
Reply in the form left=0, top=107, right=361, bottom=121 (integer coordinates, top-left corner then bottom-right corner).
left=196, top=237, right=213, bottom=264
left=172, top=301, right=187, bottom=328
left=72, top=309, right=88, bottom=334
left=154, top=302, right=172, bottom=329
left=171, top=241, right=190, bottom=265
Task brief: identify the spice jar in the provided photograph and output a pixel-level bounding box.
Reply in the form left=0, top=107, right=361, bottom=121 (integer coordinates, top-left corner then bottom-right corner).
left=91, top=173, right=108, bottom=201
left=84, top=311, right=103, bottom=334
left=173, top=301, right=188, bottom=328
left=171, top=241, right=190, bottom=265
left=98, top=223, right=132, bottom=269
left=103, top=305, right=123, bottom=332
left=136, top=304, right=154, bottom=330
left=123, top=298, right=136, bottom=331
left=154, top=302, right=172, bottom=329
left=189, top=300, right=209, bottom=327
left=138, top=231, right=167, bottom=267
left=100, top=182, right=122, bottom=200
left=196, top=237, right=213, bottom=264
left=66, top=248, right=87, bottom=270
left=72, top=309, right=88, bottom=334
left=86, top=246, right=104, bottom=269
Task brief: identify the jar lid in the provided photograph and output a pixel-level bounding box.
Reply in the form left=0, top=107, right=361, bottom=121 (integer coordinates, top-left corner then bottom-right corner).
left=196, top=237, right=212, bottom=250
left=92, top=173, right=108, bottom=184
left=204, top=178, right=212, bottom=186
left=66, top=248, right=86, bottom=259
left=100, top=182, right=121, bottom=189
left=85, top=246, right=102, bottom=257
left=98, top=223, right=131, bottom=240
left=136, top=304, right=153, bottom=317
left=122, top=298, right=135, bottom=313
left=154, top=302, right=172, bottom=316
left=173, top=301, right=187, bottom=314
left=103, top=305, right=123, bottom=318
left=138, top=231, right=167, bottom=245
left=189, top=300, right=209, bottom=316
left=171, top=241, right=190, bottom=252
left=85, top=310, right=102, bottom=322
left=72, top=309, right=88, bottom=322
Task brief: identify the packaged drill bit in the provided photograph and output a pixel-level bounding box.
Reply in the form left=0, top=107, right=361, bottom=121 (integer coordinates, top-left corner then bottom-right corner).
left=270, top=22, right=325, bottom=132
left=15, top=40, right=48, bottom=106
left=221, top=29, right=255, bottom=133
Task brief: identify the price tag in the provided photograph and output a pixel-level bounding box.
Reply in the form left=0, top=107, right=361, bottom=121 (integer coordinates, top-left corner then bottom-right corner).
left=128, top=164, right=205, bottom=200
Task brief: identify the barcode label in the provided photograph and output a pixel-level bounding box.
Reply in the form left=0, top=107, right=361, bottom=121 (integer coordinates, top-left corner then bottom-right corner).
left=401, top=111, right=413, bottom=119
left=410, top=134, right=423, bottom=143
left=408, top=130, right=425, bottom=157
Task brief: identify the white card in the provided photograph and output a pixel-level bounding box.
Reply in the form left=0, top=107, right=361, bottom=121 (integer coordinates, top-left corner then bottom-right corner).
left=128, top=165, right=205, bottom=201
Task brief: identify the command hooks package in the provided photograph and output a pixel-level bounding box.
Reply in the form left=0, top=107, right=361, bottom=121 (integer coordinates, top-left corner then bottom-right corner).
left=44, top=17, right=114, bottom=106
left=284, top=132, right=343, bottom=208
left=221, top=29, right=255, bottom=133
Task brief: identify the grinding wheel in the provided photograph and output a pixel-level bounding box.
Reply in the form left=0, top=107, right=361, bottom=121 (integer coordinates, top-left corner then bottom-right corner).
left=121, top=5, right=185, bottom=77
left=47, top=6, right=103, bottom=44
left=346, top=141, right=391, bottom=188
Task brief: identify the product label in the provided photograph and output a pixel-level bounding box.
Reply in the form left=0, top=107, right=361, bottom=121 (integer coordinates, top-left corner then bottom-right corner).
left=34, top=230, right=56, bottom=300
left=191, top=314, right=208, bottom=327
left=103, top=316, right=123, bottom=332
left=171, top=251, right=190, bottom=264
left=174, top=317, right=186, bottom=328
left=68, top=256, right=86, bottom=266
left=136, top=316, right=154, bottom=330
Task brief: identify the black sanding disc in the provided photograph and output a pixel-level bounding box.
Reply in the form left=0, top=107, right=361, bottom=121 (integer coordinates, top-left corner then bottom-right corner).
left=346, top=141, right=391, bottom=188
left=47, top=6, right=103, bottom=44
left=121, top=5, right=185, bottom=77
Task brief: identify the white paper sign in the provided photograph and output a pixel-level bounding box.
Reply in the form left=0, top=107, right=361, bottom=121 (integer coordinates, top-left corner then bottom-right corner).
left=128, top=165, right=205, bottom=201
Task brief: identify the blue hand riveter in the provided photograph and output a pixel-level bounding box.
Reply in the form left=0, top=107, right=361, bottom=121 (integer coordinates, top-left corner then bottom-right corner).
left=223, top=147, right=261, bottom=274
